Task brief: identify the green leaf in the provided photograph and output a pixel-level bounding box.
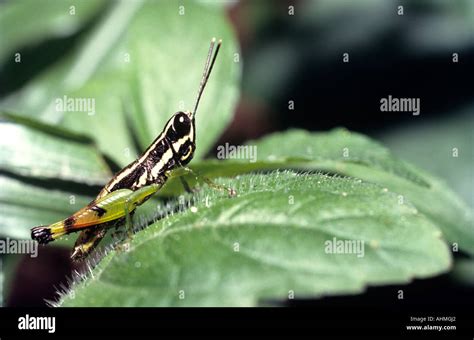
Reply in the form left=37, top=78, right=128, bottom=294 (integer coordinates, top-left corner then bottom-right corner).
left=160, top=129, right=474, bottom=256
left=0, top=112, right=111, bottom=184
left=59, top=172, right=450, bottom=307
left=62, top=1, right=240, bottom=165
left=0, top=1, right=142, bottom=118
left=0, top=0, right=107, bottom=67
left=2, top=1, right=240, bottom=166
left=251, top=129, right=474, bottom=255
left=378, top=109, right=474, bottom=209
left=125, top=2, right=240, bottom=160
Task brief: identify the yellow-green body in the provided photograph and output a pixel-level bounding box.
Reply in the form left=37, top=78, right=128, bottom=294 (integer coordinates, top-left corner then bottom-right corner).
left=31, top=184, right=162, bottom=246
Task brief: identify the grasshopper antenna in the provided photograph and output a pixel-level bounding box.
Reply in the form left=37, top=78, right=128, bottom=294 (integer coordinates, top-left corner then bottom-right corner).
left=191, top=37, right=222, bottom=118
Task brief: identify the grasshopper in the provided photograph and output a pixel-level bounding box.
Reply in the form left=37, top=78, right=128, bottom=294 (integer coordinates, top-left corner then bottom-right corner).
left=31, top=38, right=230, bottom=261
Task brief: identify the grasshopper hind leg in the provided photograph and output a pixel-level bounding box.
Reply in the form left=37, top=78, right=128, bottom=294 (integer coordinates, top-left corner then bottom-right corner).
left=72, top=184, right=162, bottom=260
left=71, top=227, right=107, bottom=261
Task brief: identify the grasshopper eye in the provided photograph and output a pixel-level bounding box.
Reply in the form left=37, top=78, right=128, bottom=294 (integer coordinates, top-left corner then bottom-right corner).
left=172, top=112, right=191, bottom=136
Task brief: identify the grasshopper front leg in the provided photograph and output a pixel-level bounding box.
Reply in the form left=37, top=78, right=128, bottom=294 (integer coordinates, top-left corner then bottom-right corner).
left=168, top=167, right=237, bottom=197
